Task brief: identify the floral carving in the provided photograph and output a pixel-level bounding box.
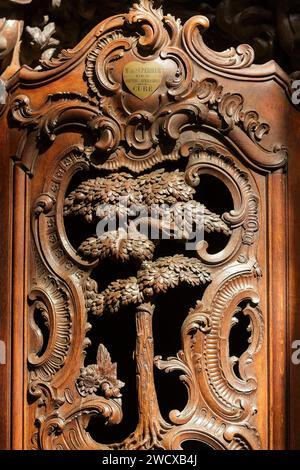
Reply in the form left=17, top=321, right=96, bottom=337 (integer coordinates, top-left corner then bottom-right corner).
left=77, top=344, right=125, bottom=399
left=77, top=366, right=100, bottom=396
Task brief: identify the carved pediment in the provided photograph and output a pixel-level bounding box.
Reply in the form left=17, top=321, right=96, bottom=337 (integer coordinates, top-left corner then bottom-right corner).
left=10, top=0, right=287, bottom=173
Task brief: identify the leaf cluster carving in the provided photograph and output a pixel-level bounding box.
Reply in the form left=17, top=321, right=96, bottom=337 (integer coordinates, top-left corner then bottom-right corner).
left=64, top=168, right=231, bottom=249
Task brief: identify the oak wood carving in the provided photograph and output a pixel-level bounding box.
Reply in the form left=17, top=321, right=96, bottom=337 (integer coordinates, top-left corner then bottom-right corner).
left=0, top=0, right=299, bottom=450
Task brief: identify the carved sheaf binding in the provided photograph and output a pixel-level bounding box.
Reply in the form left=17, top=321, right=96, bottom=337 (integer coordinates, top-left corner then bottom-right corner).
left=23, top=0, right=268, bottom=452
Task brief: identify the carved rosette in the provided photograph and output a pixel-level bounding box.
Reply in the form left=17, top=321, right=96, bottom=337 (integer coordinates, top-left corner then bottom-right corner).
left=14, top=0, right=287, bottom=451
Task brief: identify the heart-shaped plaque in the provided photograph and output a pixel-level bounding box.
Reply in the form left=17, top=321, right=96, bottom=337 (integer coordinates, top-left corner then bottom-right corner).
left=123, top=61, right=163, bottom=100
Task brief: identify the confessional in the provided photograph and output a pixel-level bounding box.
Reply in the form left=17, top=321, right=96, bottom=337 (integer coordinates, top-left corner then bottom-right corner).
left=0, top=0, right=299, bottom=450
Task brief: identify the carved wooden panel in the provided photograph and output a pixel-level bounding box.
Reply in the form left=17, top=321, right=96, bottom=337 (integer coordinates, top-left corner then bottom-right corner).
left=1, top=0, right=300, bottom=79
left=1, top=0, right=299, bottom=450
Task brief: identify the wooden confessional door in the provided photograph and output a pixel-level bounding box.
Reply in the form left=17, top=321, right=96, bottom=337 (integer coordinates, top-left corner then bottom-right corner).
left=0, top=0, right=300, bottom=451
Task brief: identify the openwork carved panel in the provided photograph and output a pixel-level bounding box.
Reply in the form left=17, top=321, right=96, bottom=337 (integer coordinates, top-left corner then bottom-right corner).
left=3, top=0, right=291, bottom=450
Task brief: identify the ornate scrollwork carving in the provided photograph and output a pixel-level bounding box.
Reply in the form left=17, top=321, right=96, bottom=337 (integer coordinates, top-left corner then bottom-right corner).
left=200, top=268, right=263, bottom=417
left=19, top=0, right=270, bottom=452
left=154, top=265, right=263, bottom=426
left=11, top=93, right=99, bottom=143
left=28, top=276, right=72, bottom=384
left=185, top=143, right=259, bottom=265
left=10, top=1, right=287, bottom=173
left=182, top=15, right=255, bottom=70
left=37, top=397, right=123, bottom=450
left=11, top=81, right=287, bottom=173
left=163, top=414, right=260, bottom=450
left=1, top=0, right=299, bottom=82
left=26, top=123, right=264, bottom=450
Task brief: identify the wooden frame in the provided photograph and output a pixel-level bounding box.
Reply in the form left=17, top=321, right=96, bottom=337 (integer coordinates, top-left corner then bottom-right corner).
left=0, top=0, right=299, bottom=450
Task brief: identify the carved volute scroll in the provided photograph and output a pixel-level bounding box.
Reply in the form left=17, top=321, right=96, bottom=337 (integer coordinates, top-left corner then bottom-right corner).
left=4, top=0, right=290, bottom=450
